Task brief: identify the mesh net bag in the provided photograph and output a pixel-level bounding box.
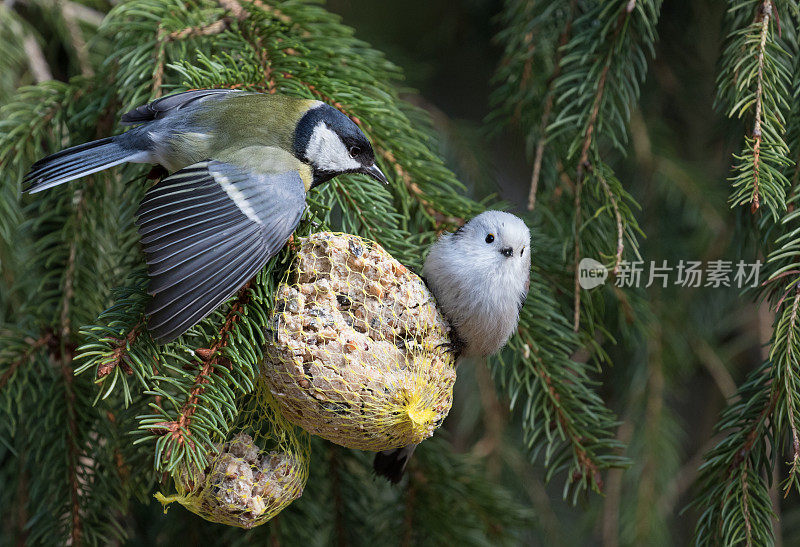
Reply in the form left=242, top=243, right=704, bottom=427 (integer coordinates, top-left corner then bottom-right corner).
left=263, top=232, right=457, bottom=452
left=155, top=380, right=310, bottom=529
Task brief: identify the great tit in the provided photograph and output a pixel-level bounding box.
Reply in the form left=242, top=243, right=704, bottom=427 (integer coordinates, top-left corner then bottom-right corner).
left=23, top=89, right=388, bottom=342
left=374, top=211, right=531, bottom=483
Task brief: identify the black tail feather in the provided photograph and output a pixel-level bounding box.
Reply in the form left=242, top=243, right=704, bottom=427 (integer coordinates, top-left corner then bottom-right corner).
left=373, top=445, right=417, bottom=484
left=23, top=137, right=138, bottom=193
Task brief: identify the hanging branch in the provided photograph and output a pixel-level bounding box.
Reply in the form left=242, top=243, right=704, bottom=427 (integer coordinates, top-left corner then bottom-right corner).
left=149, top=283, right=251, bottom=451
left=487, top=0, right=659, bottom=498
left=495, top=0, right=657, bottom=337
left=690, top=2, right=800, bottom=542
left=718, top=0, right=793, bottom=220
left=527, top=0, right=578, bottom=211
left=564, top=0, right=644, bottom=332
left=749, top=2, right=773, bottom=212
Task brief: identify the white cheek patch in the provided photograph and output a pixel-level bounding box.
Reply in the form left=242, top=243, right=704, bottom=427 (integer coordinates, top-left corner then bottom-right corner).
left=306, top=123, right=362, bottom=172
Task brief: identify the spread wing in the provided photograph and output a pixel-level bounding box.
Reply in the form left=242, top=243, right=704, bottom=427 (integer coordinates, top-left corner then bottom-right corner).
left=120, top=89, right=244, bottom=125
left=136, top=160, right=306, bottom=342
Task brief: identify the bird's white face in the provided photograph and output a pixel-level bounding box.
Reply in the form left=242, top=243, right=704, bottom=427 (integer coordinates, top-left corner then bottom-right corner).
left=460, top=211, right=531, bottom=273
left=305, top=122, right=362, bottom=173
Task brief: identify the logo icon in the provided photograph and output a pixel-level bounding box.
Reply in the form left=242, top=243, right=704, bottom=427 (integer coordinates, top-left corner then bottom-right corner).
left=579, top=258, right=608, bottom=289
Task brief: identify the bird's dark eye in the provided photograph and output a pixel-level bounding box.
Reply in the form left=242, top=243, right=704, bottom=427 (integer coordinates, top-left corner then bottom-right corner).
left=348, top=146, right=361, bottom=158
left=485, top=234, right=494, bottom=244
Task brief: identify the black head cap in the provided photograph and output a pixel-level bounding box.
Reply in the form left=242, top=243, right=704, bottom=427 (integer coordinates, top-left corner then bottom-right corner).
left=294, top=103, right=388, bottom=187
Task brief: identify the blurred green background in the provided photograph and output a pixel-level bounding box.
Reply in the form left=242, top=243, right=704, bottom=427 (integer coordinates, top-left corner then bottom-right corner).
left=1, top=0, right=784, bottom=545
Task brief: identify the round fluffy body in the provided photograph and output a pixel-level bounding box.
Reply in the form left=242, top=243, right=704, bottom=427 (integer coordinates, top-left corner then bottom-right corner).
left=264, top=232, right=457, bottom=452
left=171, top=433, right=306, bottom=529
left=423, top=210, right=531, bottom=357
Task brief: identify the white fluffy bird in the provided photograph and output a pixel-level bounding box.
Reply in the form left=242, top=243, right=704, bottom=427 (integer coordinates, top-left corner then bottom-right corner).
left=374, top=210, right=531, bottom=482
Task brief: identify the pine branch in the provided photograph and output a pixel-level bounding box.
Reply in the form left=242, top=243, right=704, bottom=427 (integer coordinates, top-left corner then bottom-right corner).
left=0, top=332, right=53, bottom=389
left=718, top=0, right=794, bottom=220
left=694, top=13, right=800, bottom=536
left=96, top=322, right=141, bottom=379
left=147, top=282, right=253, bottom=457
left=556, top=0, right=657, bottom=332
left=749, top=2, right=773, bottom=212
left=492, top=260, right=629, bottom=501
left=0, top=0, right=649, bottom=538
left=0, top=74, right=149, bottom=546
left=691, top=361, right=777, bottom=546
left=488, top=0, right=657, bottom=500
left=493, top=0, right=655, bottom=337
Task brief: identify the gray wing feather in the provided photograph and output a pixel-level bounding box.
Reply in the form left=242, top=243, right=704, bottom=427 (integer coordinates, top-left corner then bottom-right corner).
left=147, top=227, right=262, bottom=289
left=149, top=247, right=271, bottom=341
left=147, top=230, right=264, bottom=315
left=141, top=215, right=243, bottom=251
left=137, top=194, right=232, bottom=229
left=120, top=89, right=245, bottom=126
left=137, top=160, right=306, bottom=342
left=138, top=207, right=243, bottom=241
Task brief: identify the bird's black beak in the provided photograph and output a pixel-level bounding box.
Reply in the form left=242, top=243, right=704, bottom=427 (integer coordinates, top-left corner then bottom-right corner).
left=361, top=163, right=389, bottom=185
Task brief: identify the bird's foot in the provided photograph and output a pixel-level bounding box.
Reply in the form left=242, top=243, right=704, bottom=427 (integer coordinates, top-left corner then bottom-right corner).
left=146, top=165, right=169, bottom=182
left=437, top=336, right=464, bottom=359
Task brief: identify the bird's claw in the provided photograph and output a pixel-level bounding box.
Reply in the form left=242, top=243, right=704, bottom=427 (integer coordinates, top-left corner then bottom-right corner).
left=437, top=337, right=464, bottom=358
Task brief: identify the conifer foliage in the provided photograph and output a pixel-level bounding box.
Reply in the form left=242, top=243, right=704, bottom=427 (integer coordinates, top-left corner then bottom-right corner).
left=690, top=2, right=800, bottom=545
left=0, top=0, right=618, bottom=543
left=491, top=0, right=800, bottom=544
left=6, top=0, right=800, bottom=544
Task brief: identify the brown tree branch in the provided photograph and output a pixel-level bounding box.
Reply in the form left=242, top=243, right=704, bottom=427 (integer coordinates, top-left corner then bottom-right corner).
left=527, top=0, right=578, bottom=211
left=572, top=175, right=584, bottom=332
left=59, top=342, right=82, bottom=545
left=783, top=291, right=800, bottom=494
left=572, top=1, right=635, bottom=332
left=742, top=465, right=754, bottom=546
left=153, top=0, right=250, bottom=97
left=149, top=282, right=253, bottom=447
left=595, top=168, right=625, bottom=275
left=96, top=321, right=142, bottom=378
left=378, top=148, right=462, bottom=230
left=731, top=386, right=778, bottom=471
left=0, top=333, right=54, bottom=389
left=518, top=330, right=603, bottom=491
left=749, top=1, right=773, bottom=213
